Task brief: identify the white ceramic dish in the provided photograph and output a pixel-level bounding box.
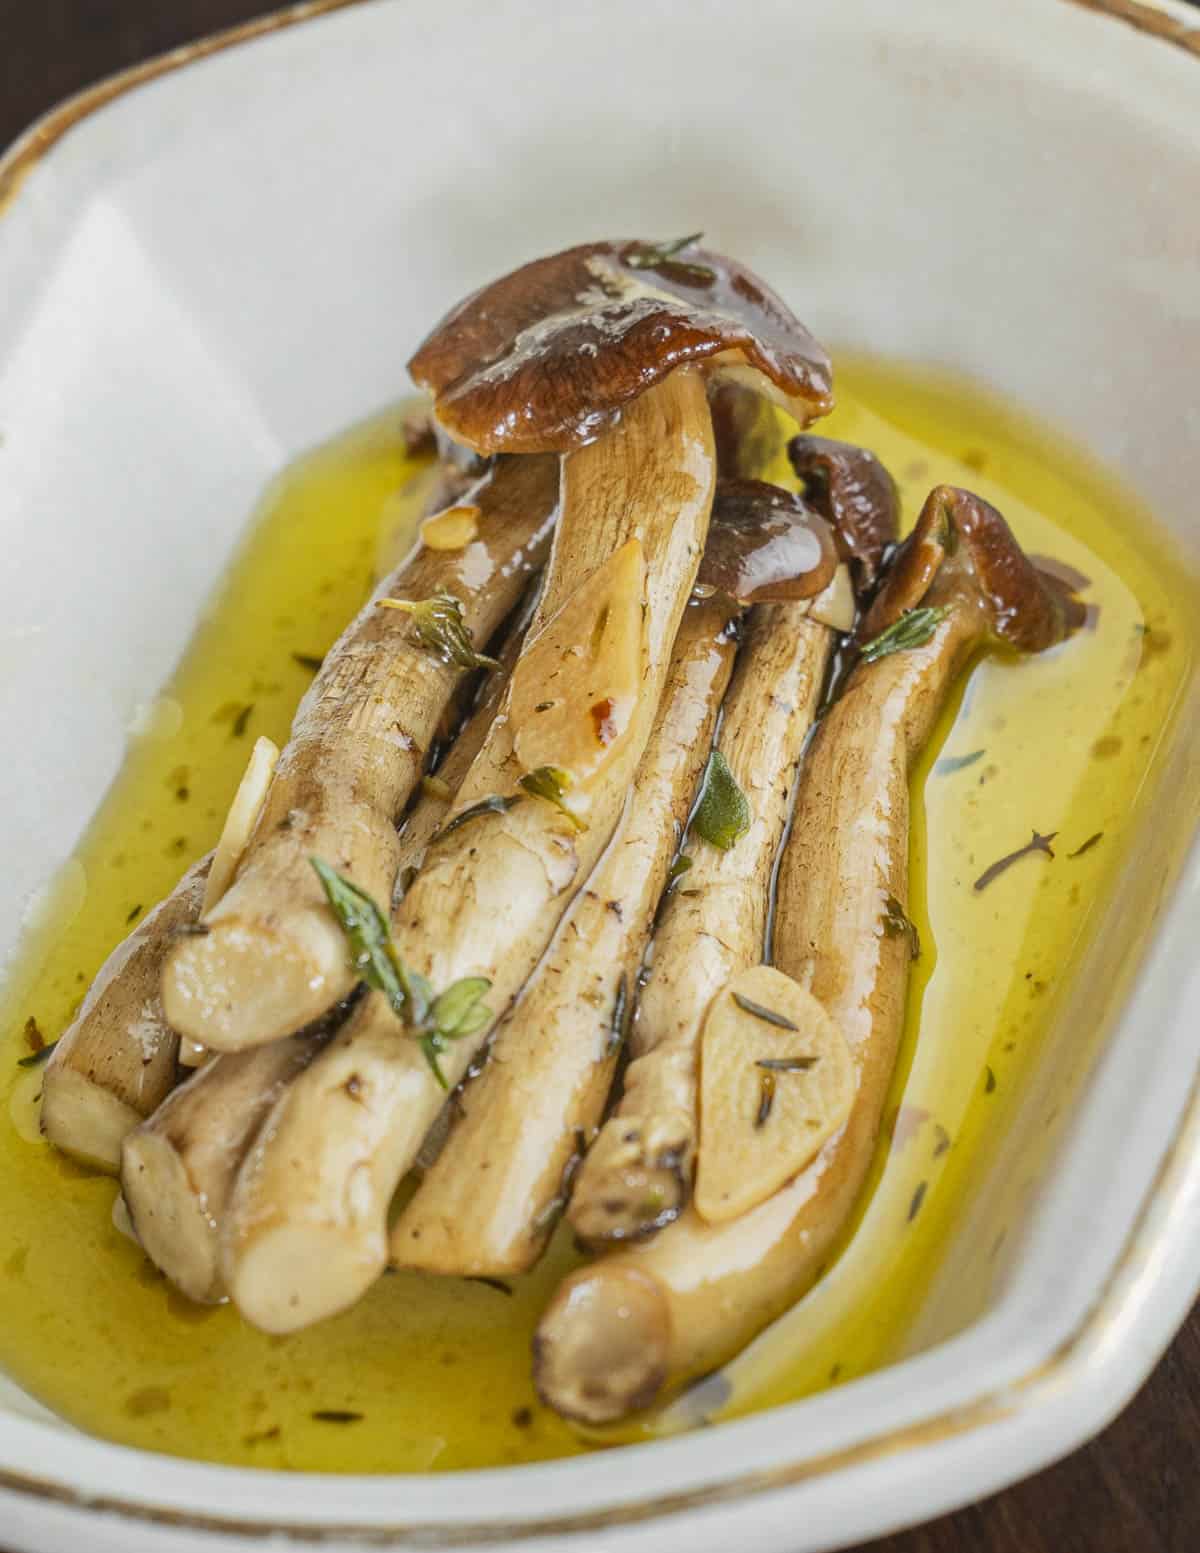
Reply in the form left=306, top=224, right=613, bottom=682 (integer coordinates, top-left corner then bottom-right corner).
left=2, top=0, right=1199, bottom=1548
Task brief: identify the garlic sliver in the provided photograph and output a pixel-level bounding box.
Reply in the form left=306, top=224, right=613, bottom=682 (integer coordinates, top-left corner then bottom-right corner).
left=202, top=736, right=280, bottom=913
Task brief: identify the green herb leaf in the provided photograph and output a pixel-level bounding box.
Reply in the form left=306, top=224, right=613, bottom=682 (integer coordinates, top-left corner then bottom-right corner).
left=733, top=991, right=800, bottom=1031
left=755, top=1070, right=777, bottom=1129
left=310, top=858, right=413, bottom=1022
left=935, top=748, right=985, bottom=776
left=311, top=858, right=490, bottom=1088
left=377, top=592, right=499, bottom=671
left=755, top=1055, right=818, bottom=1072
left=973, top=830, right=1057, bottom=893
left=666, top=853, right=693, bottom=891
left=518, top=766, right=587, bottom=832
left=859, top=606, right=949, bottom=665
left=437, top=794, right=518, bottom=840
left=692, top=751, right=751, bottom=852
left=625, top=235, right=715, bottom=286
left=17, top=1041, right=58, bottom=1069
left=881, top=895, right=921, bottom=960
left=432, top=977, right=492, bottom=1038
left=291, top=652, right=324, bottom=674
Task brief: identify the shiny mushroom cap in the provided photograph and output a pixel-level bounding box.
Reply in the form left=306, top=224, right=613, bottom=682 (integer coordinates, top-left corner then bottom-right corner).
left=862, top=485, right=1086, bottom=653
left=698, top=479, right=837, bottom=604
left=409, top=238, right=833, bottom=455
left=788, top=434, right=900, bottom=588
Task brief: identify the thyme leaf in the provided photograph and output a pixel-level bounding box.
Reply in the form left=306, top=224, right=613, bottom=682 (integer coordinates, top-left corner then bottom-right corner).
left=732, top=992, right=799, bottom=1031
left=377, top=593, right=499, bottom=671
left=755, top=1071, right=777, bottom=1129
left=935, top=748, right=985, bottom=776
left=755, top=1055, right=818, bottom=1072
left=1068, top=831, right=1104, bottom=859
left=518, top=766, right=587, bottom=832
left=625, top=234, right=715, bottom=286
left=436, top=794, right=518, bottom=840
left=692, top=750, right=751, bottom=851
left=311, top=858, right=491, bottom=1088
left=882, top=895, right=921, bottom=960
left=973, top=831, right=1057, bottom=892
left=17, top=1041, right=58, bottom=1069
left=291, top=652, right=324, bottom=674
left=859, top=606, right=949, bottom=664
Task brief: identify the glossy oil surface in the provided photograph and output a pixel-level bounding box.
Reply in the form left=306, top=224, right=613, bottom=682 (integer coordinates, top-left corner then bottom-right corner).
left=1, top=365, right=1194, bottom=1469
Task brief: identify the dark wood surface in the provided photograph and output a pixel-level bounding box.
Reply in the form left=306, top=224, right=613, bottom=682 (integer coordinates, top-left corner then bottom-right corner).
left=1, top=3, right=1198, bottom=1550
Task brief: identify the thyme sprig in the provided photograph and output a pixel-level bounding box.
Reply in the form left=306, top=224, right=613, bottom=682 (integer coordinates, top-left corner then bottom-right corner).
left=859, top=606, right=949, bottom=664
left=311, top=858, right=491, bottom=1088
left=625, top=234, right=715, bottom=287
left=377, top=593, right=499, bottom=671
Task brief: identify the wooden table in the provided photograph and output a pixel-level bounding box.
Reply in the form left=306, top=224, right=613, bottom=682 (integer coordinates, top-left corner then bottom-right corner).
left=2, top=3, right=1198, bottom=1549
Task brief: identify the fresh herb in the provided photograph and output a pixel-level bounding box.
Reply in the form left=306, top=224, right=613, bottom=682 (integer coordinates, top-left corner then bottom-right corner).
left=311, top=858, right=491, bottom=1088
left=932, top=1124, right=952, bottom=1158
left=732, top=992, right=799, bottom=1031
left=755, top=1055, right=818, bottom=1072
left=1068, top=831, right=1104, bottom=860
left=468, top=1276, right=513, bottom=1296
left=935, top=749, right=985, bottom=776
left=692, top=750, right=751, bottom=851
left=755, top=1070, right=777, bottom=1129
left=231, top=704, right=254, bottom=738
left=17, top=1041, right=58, bottom=1069
left=625, top=234, right=716, bottom=286
left=881, top=895, right=920, bottom=960
left=311, top=1410, right=363, bottom=1424
left=125, top=903, right=143, bottom=924
left=907, top=1181, right=928, bottom=1223
left=291, top=652, right=324, bottom=674
left=519, top=766, right=587, bottom=832
left=984, top=1065, right=997, bottom=1094
left=859, top=606, right=949, bottom=665
left=607, top=974, right=629, bottom=1056
left=973, top=830, right=1057, bottom=892
left=666, top=853, right=693, bottom=892
left=436, top=794, right=518, bottom=840
left=377, top=592, right=499, bottom=671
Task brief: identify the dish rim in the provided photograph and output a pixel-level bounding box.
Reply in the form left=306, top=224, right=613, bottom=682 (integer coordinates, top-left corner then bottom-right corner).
left=0, top=0, right=1198, bottom=1542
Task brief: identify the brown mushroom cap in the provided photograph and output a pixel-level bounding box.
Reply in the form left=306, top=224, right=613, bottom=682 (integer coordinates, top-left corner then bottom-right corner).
left=862, top=485, right=1086, bottom=652
left=788, top=434, right=900, bottom=588
left=409, top=239, right=833, bottom=455
left=698, top=479, right=838, bottom=604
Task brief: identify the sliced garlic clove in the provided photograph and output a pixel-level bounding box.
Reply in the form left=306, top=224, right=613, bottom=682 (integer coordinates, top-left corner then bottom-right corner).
left=808, top=562, right=856, bottom=632
left=202, top=736, right=280, bottom=914
left=695, top=964, right=855, bottom=1224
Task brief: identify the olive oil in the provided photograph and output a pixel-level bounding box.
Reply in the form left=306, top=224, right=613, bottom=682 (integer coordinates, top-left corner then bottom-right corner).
left=0, top=367, right=1194, bottom=1470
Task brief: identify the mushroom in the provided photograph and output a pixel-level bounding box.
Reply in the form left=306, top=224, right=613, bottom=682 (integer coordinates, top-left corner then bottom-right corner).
left=534, top=485, right=1082, bottom=1423
left=788, top=434, right=901, bottom=589
left=122, top=621, right=529, bottom=1302
left=697, top=479, right=837, bottom=605
left=391, top=595, right=737, bottom=1277
left=566, top=600, right=832, bottom=1247
left=120, top=1001, right=349, bottom=1305
left=39, top=856, right=210, bottom=1172
left=161, top=453, right=558, bottom=1052
left=220, top=237, right=834, bottom=1332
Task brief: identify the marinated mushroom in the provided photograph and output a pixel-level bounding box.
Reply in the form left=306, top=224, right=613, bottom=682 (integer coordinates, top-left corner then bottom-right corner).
left=162, top=455, right=558, bottom=1051
left=219, top=237, right=833, bottom=1333
left=534, top=485, right=1082, bottom=1424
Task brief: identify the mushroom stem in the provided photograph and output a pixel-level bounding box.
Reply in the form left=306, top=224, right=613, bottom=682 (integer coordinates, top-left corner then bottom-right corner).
left=567, top=604, right=831, bottom=1247
left=222, top=370, right=717, bottom=1333
left=121, top=1021, right=338, bottom=1304
left=391, top=593, right=532, bottom=895
left=534, top=487, right=1082, bottom=1423
left=161, top=454, right=558, bottom=1052
left=392, top=595, right=736, bottom=1277
left=40, top=856, right=210, bottom=1172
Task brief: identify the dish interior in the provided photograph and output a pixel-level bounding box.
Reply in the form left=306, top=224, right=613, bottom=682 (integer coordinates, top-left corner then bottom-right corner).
left=1, top=357, right=1192, bottom=1471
